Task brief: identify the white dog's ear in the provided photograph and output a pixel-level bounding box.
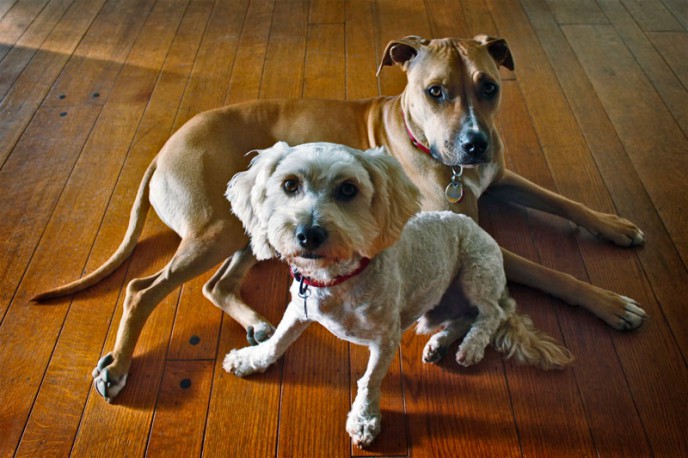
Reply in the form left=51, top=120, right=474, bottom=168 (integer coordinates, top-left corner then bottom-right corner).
left=358, top=147, right=421, bottom=256
left=227, top=142, right=291, bottom=260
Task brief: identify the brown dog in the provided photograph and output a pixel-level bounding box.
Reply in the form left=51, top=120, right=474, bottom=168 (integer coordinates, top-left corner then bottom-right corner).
left=34, top=35, right=646, bottom=402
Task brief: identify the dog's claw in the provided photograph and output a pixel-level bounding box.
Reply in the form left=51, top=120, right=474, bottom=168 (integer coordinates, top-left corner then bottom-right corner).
left=246, top=322, right=275, bottom=346
left=91, top=353, right=127, bottom=402
left=346, top=411, right=381, bottom=448
left=612, top=296, right=648, bottom=331
left=91, top=353, right=114, bottom=378
left=422, top=343, right=447, bottom=364
left=456, top=343, right=485, bottom=367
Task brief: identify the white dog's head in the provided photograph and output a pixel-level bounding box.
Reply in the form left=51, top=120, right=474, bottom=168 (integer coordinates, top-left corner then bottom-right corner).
left=227, top=142, right=420, bottom=279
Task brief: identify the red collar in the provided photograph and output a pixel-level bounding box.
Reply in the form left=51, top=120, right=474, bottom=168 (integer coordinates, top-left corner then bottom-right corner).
left=290, top=257, right=371, bottom=288
left=403, top=112, right=432, bottom=155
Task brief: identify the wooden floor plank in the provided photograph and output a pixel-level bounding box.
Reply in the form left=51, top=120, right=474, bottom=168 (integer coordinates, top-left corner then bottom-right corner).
left=303, top=23, right=345, bottom=99
left=172, top=0, right=248, bottom=128
left=660, top=0, right=688, bottom=30
left=223, top=0, right=274, bottom=105
left=0, top=105, right=102, bottom=455
left=424, top=0, right=473, bottom=38
left=522, top=0, right=688, bottom=367
left=146, top=360, right=214, bottom=457
left=598, top=0, right=688, bottom=138
left=0, top=0, right=106, bottom=164
left=309, top=0, right=344, bottom=25
left=401, top=331, right=520, bottom=457
left=12, top=2, right=192, bottom=455
left=648, top=31, right=688, bottom=89
left=259, top=0, right=308, bottom=99
left=619, top=0, right=684, bottom=32
left=0, top=0, right=50, bottom=62
left=562, top=23, right=688, bottom=275
left=0, top=0, right=74, bottom=99
left=488, top=2, right=657, bottom=456
left=44, top=0, right=156, bottom=107
left=203, top=260, right=288, bottom=457
left=486, top=82, right=597, bottom=456
left=494, top=1, right=688, bottom=455
left=544, top=0, right=608, bottom=25
left=345, top=0, right=378, bottom=100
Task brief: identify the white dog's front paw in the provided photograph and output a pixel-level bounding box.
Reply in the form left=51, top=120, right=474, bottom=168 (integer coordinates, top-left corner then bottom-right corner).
left=92, top=353, right=128, bottom=403
left=456, top=341, right=486, bottom=367
left=223, top=347, right=270, bottom=377
left=346, top=409, right=381, bottom=448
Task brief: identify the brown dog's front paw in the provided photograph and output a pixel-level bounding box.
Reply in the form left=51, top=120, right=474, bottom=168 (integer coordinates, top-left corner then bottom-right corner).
left=246, top=322, right=275, bottom=346
left=92, top=353, right=128, bottom=403
left=589, top=212, right=645, bottom=247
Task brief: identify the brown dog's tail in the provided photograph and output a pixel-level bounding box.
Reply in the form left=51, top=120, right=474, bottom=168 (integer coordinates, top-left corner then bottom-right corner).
left=492, top=297, right=574, bottom=370
left=31, top=160, right=156, bottom=302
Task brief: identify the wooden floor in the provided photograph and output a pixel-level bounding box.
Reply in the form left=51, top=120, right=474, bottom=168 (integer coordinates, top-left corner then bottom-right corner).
left=1, top=0, right=687, bottom=456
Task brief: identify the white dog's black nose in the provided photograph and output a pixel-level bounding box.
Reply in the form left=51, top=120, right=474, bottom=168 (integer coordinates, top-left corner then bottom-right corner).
left=296, top=224, right=328, bottom=250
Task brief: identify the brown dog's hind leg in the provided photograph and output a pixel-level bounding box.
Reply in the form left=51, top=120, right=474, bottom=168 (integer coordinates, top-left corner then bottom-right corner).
left=502, top=249, right=647, bottom=331
left=93, top=229, right=241, bottom=402
left=203, top=245, right=275, bottom=345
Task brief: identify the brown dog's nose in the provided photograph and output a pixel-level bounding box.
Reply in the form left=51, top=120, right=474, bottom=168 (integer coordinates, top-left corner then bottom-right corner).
left=461, top=130, right=488, bottom=156
left=296, top=225, right=328, bottom=250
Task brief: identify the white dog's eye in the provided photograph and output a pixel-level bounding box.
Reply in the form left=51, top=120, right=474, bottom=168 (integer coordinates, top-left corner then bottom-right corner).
left=283, top=179, right=300, bottom=194
left=336, top=182, right=358, bottom=201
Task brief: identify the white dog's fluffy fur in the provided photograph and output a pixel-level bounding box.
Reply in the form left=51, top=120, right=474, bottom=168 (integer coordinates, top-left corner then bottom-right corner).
left=224, top=142, right=573, bottom=447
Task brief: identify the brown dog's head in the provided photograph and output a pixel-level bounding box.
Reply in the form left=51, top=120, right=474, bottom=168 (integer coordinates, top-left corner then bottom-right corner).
left=378, top=35, right=514, bottom=168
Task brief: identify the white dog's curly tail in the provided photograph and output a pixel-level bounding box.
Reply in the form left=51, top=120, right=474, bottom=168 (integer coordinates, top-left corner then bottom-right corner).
left=492, top=298, right=574, bottom=370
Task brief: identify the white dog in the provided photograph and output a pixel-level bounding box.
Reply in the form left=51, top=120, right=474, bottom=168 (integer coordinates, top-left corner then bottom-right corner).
left=224, top=142, right=573, bottom=447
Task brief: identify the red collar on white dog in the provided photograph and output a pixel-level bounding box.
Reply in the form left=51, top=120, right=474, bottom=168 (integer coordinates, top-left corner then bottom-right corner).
left=291, top=258, right=372, bottom=319
left=290, top=257, right=371, bottom=288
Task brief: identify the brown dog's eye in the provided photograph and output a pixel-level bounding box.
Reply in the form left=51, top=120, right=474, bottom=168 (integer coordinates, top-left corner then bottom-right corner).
left=481, top=82, right=498, bottom=98
left=283, top=179, right=300, bottom=194
left=427, top=85, right=443, bottom=99
left=337, top=182, right=358, bottom=201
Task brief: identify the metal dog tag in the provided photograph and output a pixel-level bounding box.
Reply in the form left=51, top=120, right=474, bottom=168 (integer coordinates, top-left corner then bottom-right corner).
left=444, top=166, right=464, bottom=204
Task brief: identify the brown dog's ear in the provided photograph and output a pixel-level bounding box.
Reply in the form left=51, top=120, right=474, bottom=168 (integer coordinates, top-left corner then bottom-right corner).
left=358, top=147, right=421, bottom=257
left=226, top=142, right=291, bottom=260
left=473, top=34, right=514, bottom=71
left=376, top=36, right=429, bottom=76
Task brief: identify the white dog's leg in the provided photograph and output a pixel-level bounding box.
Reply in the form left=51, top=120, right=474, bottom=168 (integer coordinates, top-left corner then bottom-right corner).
left=456, top=304, right=505, bottom=366
left=422, top=318, right=472, bottom=363
left=223, top=301, right=309, bottom=377
left=347, top=337, right=399, bottom=448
